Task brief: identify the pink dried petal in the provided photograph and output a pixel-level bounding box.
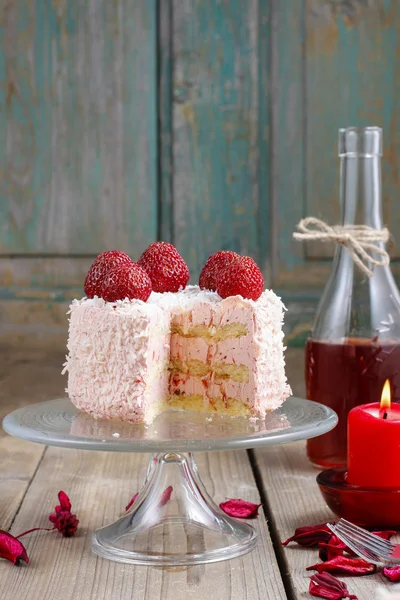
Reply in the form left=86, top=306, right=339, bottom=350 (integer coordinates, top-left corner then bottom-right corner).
left=319, top=535, right=348, bottom=561
left=125, top=493, right=139, bottom=512
left=383, top=565, right=400, bottom=582
left=372, top=530, right=397, bottom=541
left=0, top=530, right=29, bottom=565
left=125, top=486, right=172, bottom=513
left=219, top=498, right=261, bottom=519
left=54, top=491, right=72, bottom=513
left=307, top=556, right=376, bottom=576
left=159, top=486, right=173, bottom=507
left=309, top=574, right=358, bottom=599
left=282, top=523, right=333, bottom=547
left=48, top=490, right=79, bottom=537
left=49, top=511, right=79, bottom=537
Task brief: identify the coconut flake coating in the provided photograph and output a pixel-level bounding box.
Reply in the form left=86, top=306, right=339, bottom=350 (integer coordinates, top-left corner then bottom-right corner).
left=63, top=286, right=291, bottom=423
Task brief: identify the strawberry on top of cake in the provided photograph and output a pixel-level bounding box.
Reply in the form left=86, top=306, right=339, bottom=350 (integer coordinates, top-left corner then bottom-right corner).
left=63, top=243, right=291, bottom=424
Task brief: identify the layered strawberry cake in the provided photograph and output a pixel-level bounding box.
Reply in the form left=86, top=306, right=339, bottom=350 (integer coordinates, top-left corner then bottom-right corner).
left=63, top=244, right=291, bottom=423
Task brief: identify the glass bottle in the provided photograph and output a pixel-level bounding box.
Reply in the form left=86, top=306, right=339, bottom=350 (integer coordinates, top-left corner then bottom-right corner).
left=305, top=126, right=400, bottom=468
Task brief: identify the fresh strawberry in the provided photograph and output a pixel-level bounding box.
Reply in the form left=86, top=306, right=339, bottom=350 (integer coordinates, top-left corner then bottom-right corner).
left=138, top=242, right=190, bottom=293
left=199, top=250, right=240, bottom=291
left=84, top=251, right=132, bottom=298
left=216, top=256, right=264, bottom=301
left=101, top=263, right=152, bottom=302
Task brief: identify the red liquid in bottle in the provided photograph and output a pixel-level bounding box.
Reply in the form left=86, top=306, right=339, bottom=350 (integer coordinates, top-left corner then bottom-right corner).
left=305, top=338, right=400, bottom=468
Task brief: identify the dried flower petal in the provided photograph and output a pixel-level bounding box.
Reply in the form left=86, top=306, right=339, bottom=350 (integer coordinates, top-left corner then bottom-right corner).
left=309, top=573, right=358, bottom=599
left=0, top=530, right=29, bottom=565
left=125, top=493, right=139, bottom=512
left=48, top=490, right=79, bottom=537
left=307, top=556, right=376, bottom=576
left=219, top=498, right=261, bottom=519
left=383, top=565, right=400, bottom=582
left=282, top=523, right=333, bottom=547
left=319, top=535, right=348, bottom=561
left=125, top=486, right=173, bottom=513
left=372, top=530, right=397, bottom=541
left=159, top=486, right=173, bottom=507
left=55, top=491, right=72, bottom=513
left=49, top=511, right=79, bottom=537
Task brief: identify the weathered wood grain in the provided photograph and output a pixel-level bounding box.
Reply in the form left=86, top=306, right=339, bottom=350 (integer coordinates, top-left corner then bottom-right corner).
left=0, top=0, right=157, bottom=255
left=0, top=436, right=44, bottom=529
left=271, top=0, right=305, bottom=285
left=253, top=441, right=394, bottom=599
left=0, top=257, right=92, bottom=290
left=171, top=0, right=267, bottom=281
left=0, top=448, right=287, bottom=600
left=0, top=300, right=69, bottom=349
left=305, top=0, right=400, bottom=260
left=0, top=348, right=65, bottom=531
left=159, top=0, right=173, bottom=244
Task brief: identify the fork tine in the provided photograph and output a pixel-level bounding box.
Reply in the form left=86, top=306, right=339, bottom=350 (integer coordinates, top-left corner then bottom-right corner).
left=337, top=518, right=394, bottom=545
left=328, top=527, right=387, bottom=565
left=335, top=535, right=382, bottom=564
left=335, top=520, right=393, bottom=552
left=335, top=529, right=392, bottom=556
left=329, top=519, right=400, bottom=567
left=335, top=520, right=391, bottom=541
left=334, top=526, right=392, bottom=557
left=350, top=544, right=383, bottom=564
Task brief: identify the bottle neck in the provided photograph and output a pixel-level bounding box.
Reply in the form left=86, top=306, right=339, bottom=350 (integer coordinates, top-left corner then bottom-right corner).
left=340, top=155, right=383, bottom=229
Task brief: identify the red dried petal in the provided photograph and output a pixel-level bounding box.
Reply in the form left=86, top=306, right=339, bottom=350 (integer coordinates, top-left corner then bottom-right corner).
left=0, top=530, right=29, bottom=565
left=309, top=574, right=358, bottom=599
left=307, top=556, right=376, bottom=576
left=282, top=523, right=333, bottom=547
left=125, top=493, right=139, bottom=512
left=319, top=535, right=348, bottom=561
left=159, top=486, right=173, bottom=507
left=48, top=490, right=79, bottom=537
left=125, top=486, right=172, bottom=513
left=383, top=565, right=400, bottom=582
left=372, top=530, right=397, bottom=541
left=49, top=512, right=79, bottom=537
left=55, top=491, right=72, bottom=513
left=309, top=580, right=345, bottom=600
left=312, top=573, right=348, bottom=592
left=219, top=498, right=261, bottom=519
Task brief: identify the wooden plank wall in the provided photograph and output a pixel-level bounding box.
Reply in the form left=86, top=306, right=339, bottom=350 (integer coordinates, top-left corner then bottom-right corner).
left=1, top=0, right=399, bottom=348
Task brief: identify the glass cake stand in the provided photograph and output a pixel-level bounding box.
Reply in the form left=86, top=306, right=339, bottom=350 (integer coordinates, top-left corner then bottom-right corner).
left=2, top=397, right=337, bottom=566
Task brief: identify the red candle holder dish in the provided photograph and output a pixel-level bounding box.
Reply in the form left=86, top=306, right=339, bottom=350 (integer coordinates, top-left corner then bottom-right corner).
left=317, top=468, right=400, bottom=529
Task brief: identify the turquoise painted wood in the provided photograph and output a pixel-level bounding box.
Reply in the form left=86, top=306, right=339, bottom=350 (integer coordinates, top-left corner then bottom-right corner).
left=1, top=0, right=400, bottom=347
left=305, top=0, right=400, bottom=263
left=159, top=0, right=173, bottom=244
left=0, top=0, right=157, bottom=256
left=270, top=0, right=305, bottom=287
left=170, top=0, right=269, bottom=282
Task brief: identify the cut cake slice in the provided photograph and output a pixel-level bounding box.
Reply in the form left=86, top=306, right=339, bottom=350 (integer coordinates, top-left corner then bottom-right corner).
left=64, top=286, right=291, bottom=423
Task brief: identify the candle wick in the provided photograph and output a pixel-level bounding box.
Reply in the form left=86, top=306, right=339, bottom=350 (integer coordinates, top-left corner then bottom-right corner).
left=383, top=411, right=388, bottom=420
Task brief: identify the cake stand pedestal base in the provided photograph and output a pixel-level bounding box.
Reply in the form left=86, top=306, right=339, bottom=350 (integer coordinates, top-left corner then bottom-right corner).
left=3, top=396, right=338, bottom=566
left=92, top=452, right=257, bottom=566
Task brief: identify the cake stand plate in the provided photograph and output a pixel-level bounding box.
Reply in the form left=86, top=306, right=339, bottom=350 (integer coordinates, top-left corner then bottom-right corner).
left=3, top=397, right=337, bottom=566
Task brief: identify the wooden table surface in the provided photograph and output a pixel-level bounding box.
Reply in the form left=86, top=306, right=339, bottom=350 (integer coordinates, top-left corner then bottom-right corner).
left=0, top=348, right=395, bottom=600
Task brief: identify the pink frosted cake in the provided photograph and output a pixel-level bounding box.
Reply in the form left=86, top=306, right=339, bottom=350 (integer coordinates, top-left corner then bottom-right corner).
left=63, top=245, right=291, bottom=423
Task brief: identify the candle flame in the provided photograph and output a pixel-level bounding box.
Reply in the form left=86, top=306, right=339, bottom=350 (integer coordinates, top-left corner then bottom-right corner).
left=380, top=379, right=391, bottom=411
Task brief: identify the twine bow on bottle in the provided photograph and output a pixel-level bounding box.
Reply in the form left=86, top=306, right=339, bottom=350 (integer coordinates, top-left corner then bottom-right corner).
left=293, top=217, right=390, bottom=278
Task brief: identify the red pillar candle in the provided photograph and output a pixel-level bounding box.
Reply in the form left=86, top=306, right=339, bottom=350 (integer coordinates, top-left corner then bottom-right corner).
left=347, top=380, right=400, bottom=488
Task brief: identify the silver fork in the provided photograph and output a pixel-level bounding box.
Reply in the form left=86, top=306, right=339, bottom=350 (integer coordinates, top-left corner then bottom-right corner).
left=328, top=519, right=400, bottom=566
